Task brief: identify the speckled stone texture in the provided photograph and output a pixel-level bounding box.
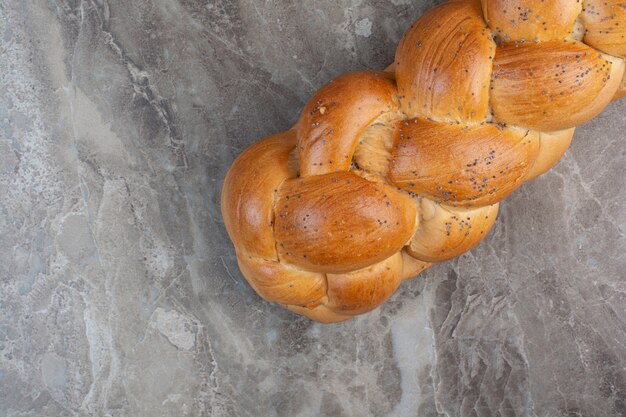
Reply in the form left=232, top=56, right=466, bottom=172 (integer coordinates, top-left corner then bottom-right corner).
left=0, top=1, right=624, bottom=416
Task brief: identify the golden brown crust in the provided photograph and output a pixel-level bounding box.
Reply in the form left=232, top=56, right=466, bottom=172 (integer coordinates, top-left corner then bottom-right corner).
left=285, top=304, right=352, bottom=324
left=581, top=0, right=626, bottom=58
left=407, top=199, right=500, bottom=263
left=297, top=71, right=398, bottom=177
left=491, top=40, right=624, bottom=131
left=221, top=130, right=296, bottom=260
left=237, top=256, right=327, bottom=307
left=325, top=253, right=403, bottom=315
left=395, top=0, right=495, bottom=122
left=352, top=112, right=402, bottom=176
left=615, top=70, right=626, bottom=100
left=221, top=0, right=626, bottom=323
left=400, top=250, right=432, bottom=281
left=481, top=0, right=582, bottom=42
left=389, top=119, right=540, bottom=207
left=274, top=172, right=417, bottom=273
left=525, top=128, right=576, bottom=181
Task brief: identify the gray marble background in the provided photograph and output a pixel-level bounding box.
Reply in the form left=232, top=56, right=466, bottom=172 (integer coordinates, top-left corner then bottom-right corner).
left=1, top=1, right=625, bottom=416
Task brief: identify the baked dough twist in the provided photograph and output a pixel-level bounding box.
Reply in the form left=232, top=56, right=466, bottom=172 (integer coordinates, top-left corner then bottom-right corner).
left=222, top=0, right=626, bottom=323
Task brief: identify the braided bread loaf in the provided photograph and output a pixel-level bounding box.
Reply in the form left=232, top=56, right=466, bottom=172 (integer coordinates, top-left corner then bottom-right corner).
left=221, top=0, right=626, bottom=323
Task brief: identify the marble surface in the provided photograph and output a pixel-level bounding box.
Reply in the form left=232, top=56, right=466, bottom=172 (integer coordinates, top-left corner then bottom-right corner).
left=1, top=1, right=625, bottom=416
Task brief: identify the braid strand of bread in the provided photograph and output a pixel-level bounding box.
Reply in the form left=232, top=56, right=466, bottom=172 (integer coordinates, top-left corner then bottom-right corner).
left=221, top=0, right=626, bottom=323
